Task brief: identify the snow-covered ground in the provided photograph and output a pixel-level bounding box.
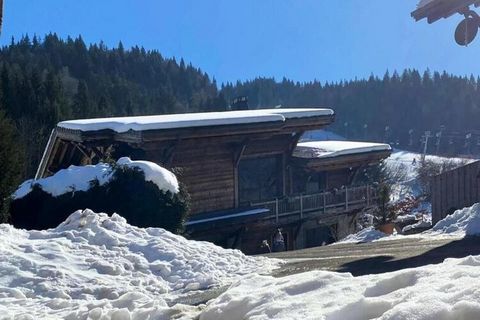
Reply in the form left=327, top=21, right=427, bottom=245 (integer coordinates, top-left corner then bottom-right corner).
left=385, top=150, right=469, bottom=184
left=382, top=150, right=472, bottom=232
left=200, top=254, right=480, bottom=320
left=13, top=157, right=179, bottom=199
left=0, top=209, right=276, bottom=319
left=4, top=204, right=480, bottom=319
left=339, top=202, right=480, bottom=244
left=197, top=203, right=480, bottom=319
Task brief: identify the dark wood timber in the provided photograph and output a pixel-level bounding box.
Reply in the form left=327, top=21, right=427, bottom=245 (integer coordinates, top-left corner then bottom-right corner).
left=430, top=161, right=480, bottom=223
left=412, top=0, right=480, bottom=23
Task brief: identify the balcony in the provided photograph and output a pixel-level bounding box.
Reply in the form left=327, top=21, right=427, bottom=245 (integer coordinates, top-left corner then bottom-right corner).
left=251, top=185, right=379, bottom=223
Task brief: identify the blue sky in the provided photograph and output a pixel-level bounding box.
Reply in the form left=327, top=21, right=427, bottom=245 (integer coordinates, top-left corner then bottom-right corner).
left=2, top=0, right=479, bottom=84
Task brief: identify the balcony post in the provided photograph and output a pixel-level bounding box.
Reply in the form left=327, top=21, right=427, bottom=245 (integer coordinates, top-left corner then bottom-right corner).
left=345, top=186, right=349, bottom=211
left=300, top=194, right=303, bottom=219
left=275, top=198, right=279, bottom=223
left=323, top=192, right=326, bottom=214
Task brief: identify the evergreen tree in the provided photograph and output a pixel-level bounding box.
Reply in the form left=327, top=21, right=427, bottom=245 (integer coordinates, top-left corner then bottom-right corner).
left=0, top=111, right=24, bottom=222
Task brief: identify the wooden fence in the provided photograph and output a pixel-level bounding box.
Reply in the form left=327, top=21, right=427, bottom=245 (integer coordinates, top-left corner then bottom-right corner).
left=430, top=160, right=480, bottom=224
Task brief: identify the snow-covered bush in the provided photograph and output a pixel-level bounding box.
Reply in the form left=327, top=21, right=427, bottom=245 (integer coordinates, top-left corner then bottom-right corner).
left=9, top=160, right=190, bottom=233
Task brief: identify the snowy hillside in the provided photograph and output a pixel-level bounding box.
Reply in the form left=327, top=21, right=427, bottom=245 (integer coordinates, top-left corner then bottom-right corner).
left=0, top=210, right=276, bottom=319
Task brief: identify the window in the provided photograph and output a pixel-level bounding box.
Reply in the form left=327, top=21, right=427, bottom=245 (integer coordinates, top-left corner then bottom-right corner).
left=238, top=155, right=283, bottom=204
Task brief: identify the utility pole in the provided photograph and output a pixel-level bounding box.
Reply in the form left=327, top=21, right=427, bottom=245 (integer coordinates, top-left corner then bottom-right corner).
left=465, top=133, right=472, bottom=155
left=421, top=131, right=432, bottom=162
left=384, top=126, right=390, bottom=144
left=435, top=125, right=445, bottom=155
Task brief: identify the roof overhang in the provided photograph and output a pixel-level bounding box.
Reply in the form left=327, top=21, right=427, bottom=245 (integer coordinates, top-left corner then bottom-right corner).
left=55, top=108, right=335, bottom=143
left=292, top=141, right=392, bottom=171
left=35, top=108, right=335, bottom=179
left=412, top=0, right=480, bottom=23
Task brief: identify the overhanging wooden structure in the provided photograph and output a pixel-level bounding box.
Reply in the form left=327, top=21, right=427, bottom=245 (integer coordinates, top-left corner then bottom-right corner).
left=412, top=0, right=480, bottom=23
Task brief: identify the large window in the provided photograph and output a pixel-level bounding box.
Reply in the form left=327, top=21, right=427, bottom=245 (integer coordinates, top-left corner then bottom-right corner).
left=238, top=155, right=283, bottom=204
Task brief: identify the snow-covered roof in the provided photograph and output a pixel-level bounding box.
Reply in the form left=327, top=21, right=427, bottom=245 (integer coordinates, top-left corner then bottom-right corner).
left=417, top=0, right=435, bottom=8
left=57, top=108, right=334, bottom=133
left=293, top=140, right=392, bottom=159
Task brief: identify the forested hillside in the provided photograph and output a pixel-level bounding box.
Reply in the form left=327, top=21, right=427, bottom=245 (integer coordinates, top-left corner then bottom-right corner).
left=1, top=34, right=480, bottom=214
left=0, top=34, right=226, bottom=177
left=221, top=72, right=480, bottom=155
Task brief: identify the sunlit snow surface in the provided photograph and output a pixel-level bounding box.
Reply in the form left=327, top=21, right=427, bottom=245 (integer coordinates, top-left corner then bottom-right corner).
left=200, top=205, right=480, bottom=319
left=338, top=201, right=480, bottom=245
left=0, top=209, right=275, bottom=319
left=200, top=255, right=480, bottom=320
left=13, top=157, right=179, bottom=200
left=58, top=108, right=334, bottom=133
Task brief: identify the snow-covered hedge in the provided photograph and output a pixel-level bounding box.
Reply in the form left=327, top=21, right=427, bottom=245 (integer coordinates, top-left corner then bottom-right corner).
left=9, top=158, right=190, bottom=232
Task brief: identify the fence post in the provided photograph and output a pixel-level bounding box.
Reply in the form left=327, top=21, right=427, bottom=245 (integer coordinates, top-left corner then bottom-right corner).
left=275, top=198, right=279, bottom=223
left=345, top=186, right=349, bottom=211
left=300, top=194, right=303, bottom=219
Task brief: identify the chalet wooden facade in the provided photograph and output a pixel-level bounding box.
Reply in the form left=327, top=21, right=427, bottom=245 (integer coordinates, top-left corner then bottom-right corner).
left=35, top=108, right=391, bottom=254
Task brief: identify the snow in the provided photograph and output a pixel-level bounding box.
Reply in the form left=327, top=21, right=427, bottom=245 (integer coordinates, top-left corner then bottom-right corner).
left=300, top=129, right=346, bottom=142
left=116, top=157, right=179, bottom=194
left=58, top=108, right=334, bottom=133
left=339, top=202, right=480, bottom=244
left=429, top=203, right=480, bottom=236
left=338, top=227, right=388, bottom=243
left=0, top=209, right=275, bottom=319
left=385, top=150, right=469, bottom=183
left=417, top=0, right=435, bottom=8
left=199, top=255, right=480, bottom=320
left=293, top=140, right=391, bottom=159
left=13, top=157, right=179, bottom=199
left=403, top=218, right=432, bottom=233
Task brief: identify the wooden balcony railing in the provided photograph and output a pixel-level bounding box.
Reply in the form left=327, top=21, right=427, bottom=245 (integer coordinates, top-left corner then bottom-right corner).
left=251, top=185, right=379, bottom=223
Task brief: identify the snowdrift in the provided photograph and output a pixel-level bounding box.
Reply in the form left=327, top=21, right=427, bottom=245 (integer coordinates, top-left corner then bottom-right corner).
left=0, top=209, right=275, bottom=319
left=200, top=255, right=480, bottom=320
left=430, top=203, right=480, bottom=236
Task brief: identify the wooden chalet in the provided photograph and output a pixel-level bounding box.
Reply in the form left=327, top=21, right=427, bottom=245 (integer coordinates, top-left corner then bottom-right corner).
left=35, top=108, right=391, bottom=254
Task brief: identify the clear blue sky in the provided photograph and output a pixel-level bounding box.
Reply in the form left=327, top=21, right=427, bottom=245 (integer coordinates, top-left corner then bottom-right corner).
left=2, top=0, right=479, bottom=84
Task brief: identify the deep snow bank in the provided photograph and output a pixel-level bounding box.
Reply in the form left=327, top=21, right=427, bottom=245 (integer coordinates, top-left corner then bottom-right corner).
left=13, top=157, right=178, bottom=199
left=200, top=255, right=480, bottom=320
left=0, top=209, right=275, bottom=319
left=430, top=203, right=480, bottom=236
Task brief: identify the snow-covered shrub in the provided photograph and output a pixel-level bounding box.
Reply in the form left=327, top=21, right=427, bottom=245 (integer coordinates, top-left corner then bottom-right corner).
left=9, top=166, right=190, bottom=233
